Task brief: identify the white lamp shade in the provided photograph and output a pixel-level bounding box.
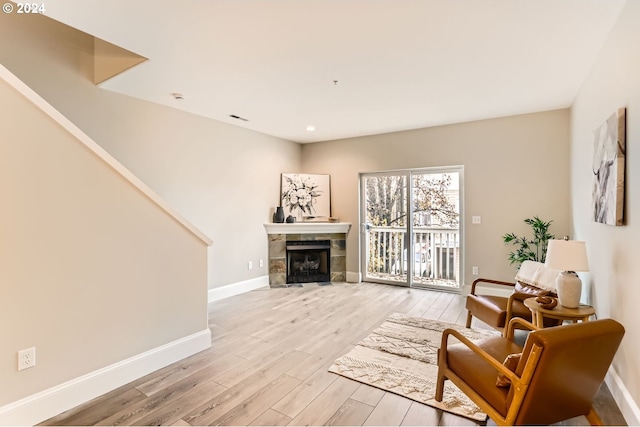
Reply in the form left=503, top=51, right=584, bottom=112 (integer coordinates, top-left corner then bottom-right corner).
left=545, top=239, right=590, bottom=272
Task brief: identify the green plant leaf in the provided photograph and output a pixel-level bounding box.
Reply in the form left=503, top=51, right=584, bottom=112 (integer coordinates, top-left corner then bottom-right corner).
left=503, top=216, right=555, bottom=269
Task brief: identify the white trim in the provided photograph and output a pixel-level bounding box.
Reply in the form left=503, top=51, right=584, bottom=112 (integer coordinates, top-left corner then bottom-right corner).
left=346, top=271, right=362, bottom=283
left=264, top=222, right=351, bottom=234
left=0, top=64, right=212, bottom=246
left=606, top=366, right=640, bottom=426
left=208, top=276, right=270, bottom=303
left=0, top=329, right=211, bottom=426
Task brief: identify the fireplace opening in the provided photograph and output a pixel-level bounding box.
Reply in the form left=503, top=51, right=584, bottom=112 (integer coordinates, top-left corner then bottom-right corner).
left=286, top=240, right=331, bottom=283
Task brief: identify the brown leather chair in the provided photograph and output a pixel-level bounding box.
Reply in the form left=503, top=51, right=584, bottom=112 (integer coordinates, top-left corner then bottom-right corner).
left=465, top=278, right=560, bottom=333
left=435, top=317, right=625, bottom=426
left=466, top=261, right=562, bottom=333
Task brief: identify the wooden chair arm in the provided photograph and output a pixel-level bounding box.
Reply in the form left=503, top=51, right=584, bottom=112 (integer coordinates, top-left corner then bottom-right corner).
left=440, top=328, right=522, bottom=386
left=470, top=278, right=515, bottom=296
left=504, top=317, right=539, bottom=341
left=503, top=292, right=533, bottom=328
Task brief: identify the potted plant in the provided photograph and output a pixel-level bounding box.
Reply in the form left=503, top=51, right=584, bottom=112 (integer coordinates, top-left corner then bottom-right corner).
left=502, top=216, right=555, bottom=268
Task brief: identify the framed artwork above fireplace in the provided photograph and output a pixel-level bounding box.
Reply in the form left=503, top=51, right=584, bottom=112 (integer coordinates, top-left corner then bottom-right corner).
left=281, top=173, right=331, bottom=221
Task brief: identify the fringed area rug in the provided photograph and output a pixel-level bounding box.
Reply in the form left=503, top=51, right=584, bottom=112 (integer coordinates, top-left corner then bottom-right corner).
left=328, top=313, right=498, bottom=422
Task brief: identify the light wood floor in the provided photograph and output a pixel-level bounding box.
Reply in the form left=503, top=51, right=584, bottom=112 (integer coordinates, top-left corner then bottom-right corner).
left=41, top=282, right=626, bottom=426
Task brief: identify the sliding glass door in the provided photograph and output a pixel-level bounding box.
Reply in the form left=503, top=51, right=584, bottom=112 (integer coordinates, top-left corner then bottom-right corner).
left=362, top=172, right=408, bottom=286
left=361, top=167, right=462, bottom=291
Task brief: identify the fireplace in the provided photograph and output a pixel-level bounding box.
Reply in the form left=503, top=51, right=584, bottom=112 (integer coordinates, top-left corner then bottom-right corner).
left=287, top=240, right=330, bottom=283
left=264, top=222, right=350, bottom=287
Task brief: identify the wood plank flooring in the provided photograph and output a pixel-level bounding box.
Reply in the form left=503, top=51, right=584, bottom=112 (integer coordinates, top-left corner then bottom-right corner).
left=41, top=282, right=627, bottom=426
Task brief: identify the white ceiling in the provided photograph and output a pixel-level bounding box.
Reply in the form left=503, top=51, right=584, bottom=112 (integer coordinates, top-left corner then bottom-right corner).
left=43, top=0, right=626, bottom=143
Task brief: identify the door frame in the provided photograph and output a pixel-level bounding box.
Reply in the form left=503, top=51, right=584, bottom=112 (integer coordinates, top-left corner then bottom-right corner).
left=359, top=166, right=465, bottom=291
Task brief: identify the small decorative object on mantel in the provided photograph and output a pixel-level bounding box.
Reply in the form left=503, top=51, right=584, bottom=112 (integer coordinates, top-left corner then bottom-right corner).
left=303, top=216, right=330, bottom=223
left=592, top=107, right=626, bottom=226
left=286, top=215, right=296, bottom=223
left=301, top=216, right=340, bottom=223
left=273, top=206, right=285, bottom=223
left=281, top=173, right=331, bottom=221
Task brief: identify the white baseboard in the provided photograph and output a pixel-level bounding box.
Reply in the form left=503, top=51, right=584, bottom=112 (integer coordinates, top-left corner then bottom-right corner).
left=346, top=271, right=361, bottom=283
left=208, top=276, right=270, bottom=303
left=0, top=329, right=211, bottom=427
left=606, top=366, right=640, bottom=426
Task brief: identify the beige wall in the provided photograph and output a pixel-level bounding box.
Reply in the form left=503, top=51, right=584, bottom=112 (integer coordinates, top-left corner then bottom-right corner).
left=0, top=76, right=208, bottom=406
left=302, top=109, right=571, bottom=285
left=571, top=0, right=640, bottom=421
left=0, top=12, right=301, bottom=291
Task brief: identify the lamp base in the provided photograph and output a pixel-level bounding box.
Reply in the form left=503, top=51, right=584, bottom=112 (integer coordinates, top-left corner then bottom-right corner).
left=556, top=271, right=582, bottom=308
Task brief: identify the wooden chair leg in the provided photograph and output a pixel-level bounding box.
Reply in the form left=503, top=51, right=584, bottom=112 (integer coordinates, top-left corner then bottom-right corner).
left=585, top=408, right=603, bottom=426
left=435, top=370, right=445, bottom=402
left=465, top=311, right=472, bottom=328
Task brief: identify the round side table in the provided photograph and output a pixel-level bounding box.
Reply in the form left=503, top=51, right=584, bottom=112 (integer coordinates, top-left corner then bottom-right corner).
left=524, top=297, right=596, bottom=328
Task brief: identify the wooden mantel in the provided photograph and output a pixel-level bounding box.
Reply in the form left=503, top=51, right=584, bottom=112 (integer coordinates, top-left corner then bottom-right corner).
left=264, top=222, right=351, bottom=235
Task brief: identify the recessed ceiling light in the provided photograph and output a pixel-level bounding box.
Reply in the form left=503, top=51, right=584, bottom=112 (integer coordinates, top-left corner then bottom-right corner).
left=306, top=125, right=316, bottom=132
left=229, top=114, right=249, bottom=122
left=171, top=92, right=184, bottom=100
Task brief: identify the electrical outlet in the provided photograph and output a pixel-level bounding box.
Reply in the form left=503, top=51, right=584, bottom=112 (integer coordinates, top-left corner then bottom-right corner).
left=248, top=261, right=253, bottom=270
left=18, top=347, right=36, bottom=371
left=472, top=266, right=479, bottom=275
left=259, top=259, right=264, bottom=268
left=472, top=216, right=481, bottom=224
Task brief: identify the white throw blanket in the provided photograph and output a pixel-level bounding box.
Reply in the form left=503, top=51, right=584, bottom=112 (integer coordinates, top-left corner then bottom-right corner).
left=515, top=260, right=561, bottom=291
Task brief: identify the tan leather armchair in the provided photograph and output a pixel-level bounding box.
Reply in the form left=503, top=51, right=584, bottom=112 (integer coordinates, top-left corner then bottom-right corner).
left=465, top=261, right=561, bottom=333
left=436, top=317, right=625, bottom=425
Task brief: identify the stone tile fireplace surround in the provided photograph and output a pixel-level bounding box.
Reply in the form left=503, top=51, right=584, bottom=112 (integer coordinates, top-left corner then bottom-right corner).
left=264, top=223, right=351, bottom=287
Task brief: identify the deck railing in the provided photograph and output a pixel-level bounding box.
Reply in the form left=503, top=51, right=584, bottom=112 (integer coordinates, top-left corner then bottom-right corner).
left=366, top=225, right=460, bottom=287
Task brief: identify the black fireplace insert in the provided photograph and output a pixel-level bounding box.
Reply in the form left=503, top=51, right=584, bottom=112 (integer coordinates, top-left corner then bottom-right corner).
left=286, top=240, right=331, bottom=283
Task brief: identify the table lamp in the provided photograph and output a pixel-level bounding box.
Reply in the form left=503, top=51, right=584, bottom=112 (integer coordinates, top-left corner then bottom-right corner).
left=544, top=238, right=590, bottom=308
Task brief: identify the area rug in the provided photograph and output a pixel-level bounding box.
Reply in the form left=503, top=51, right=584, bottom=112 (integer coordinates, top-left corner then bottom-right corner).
left=328, top=313, right=498, bottom=422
